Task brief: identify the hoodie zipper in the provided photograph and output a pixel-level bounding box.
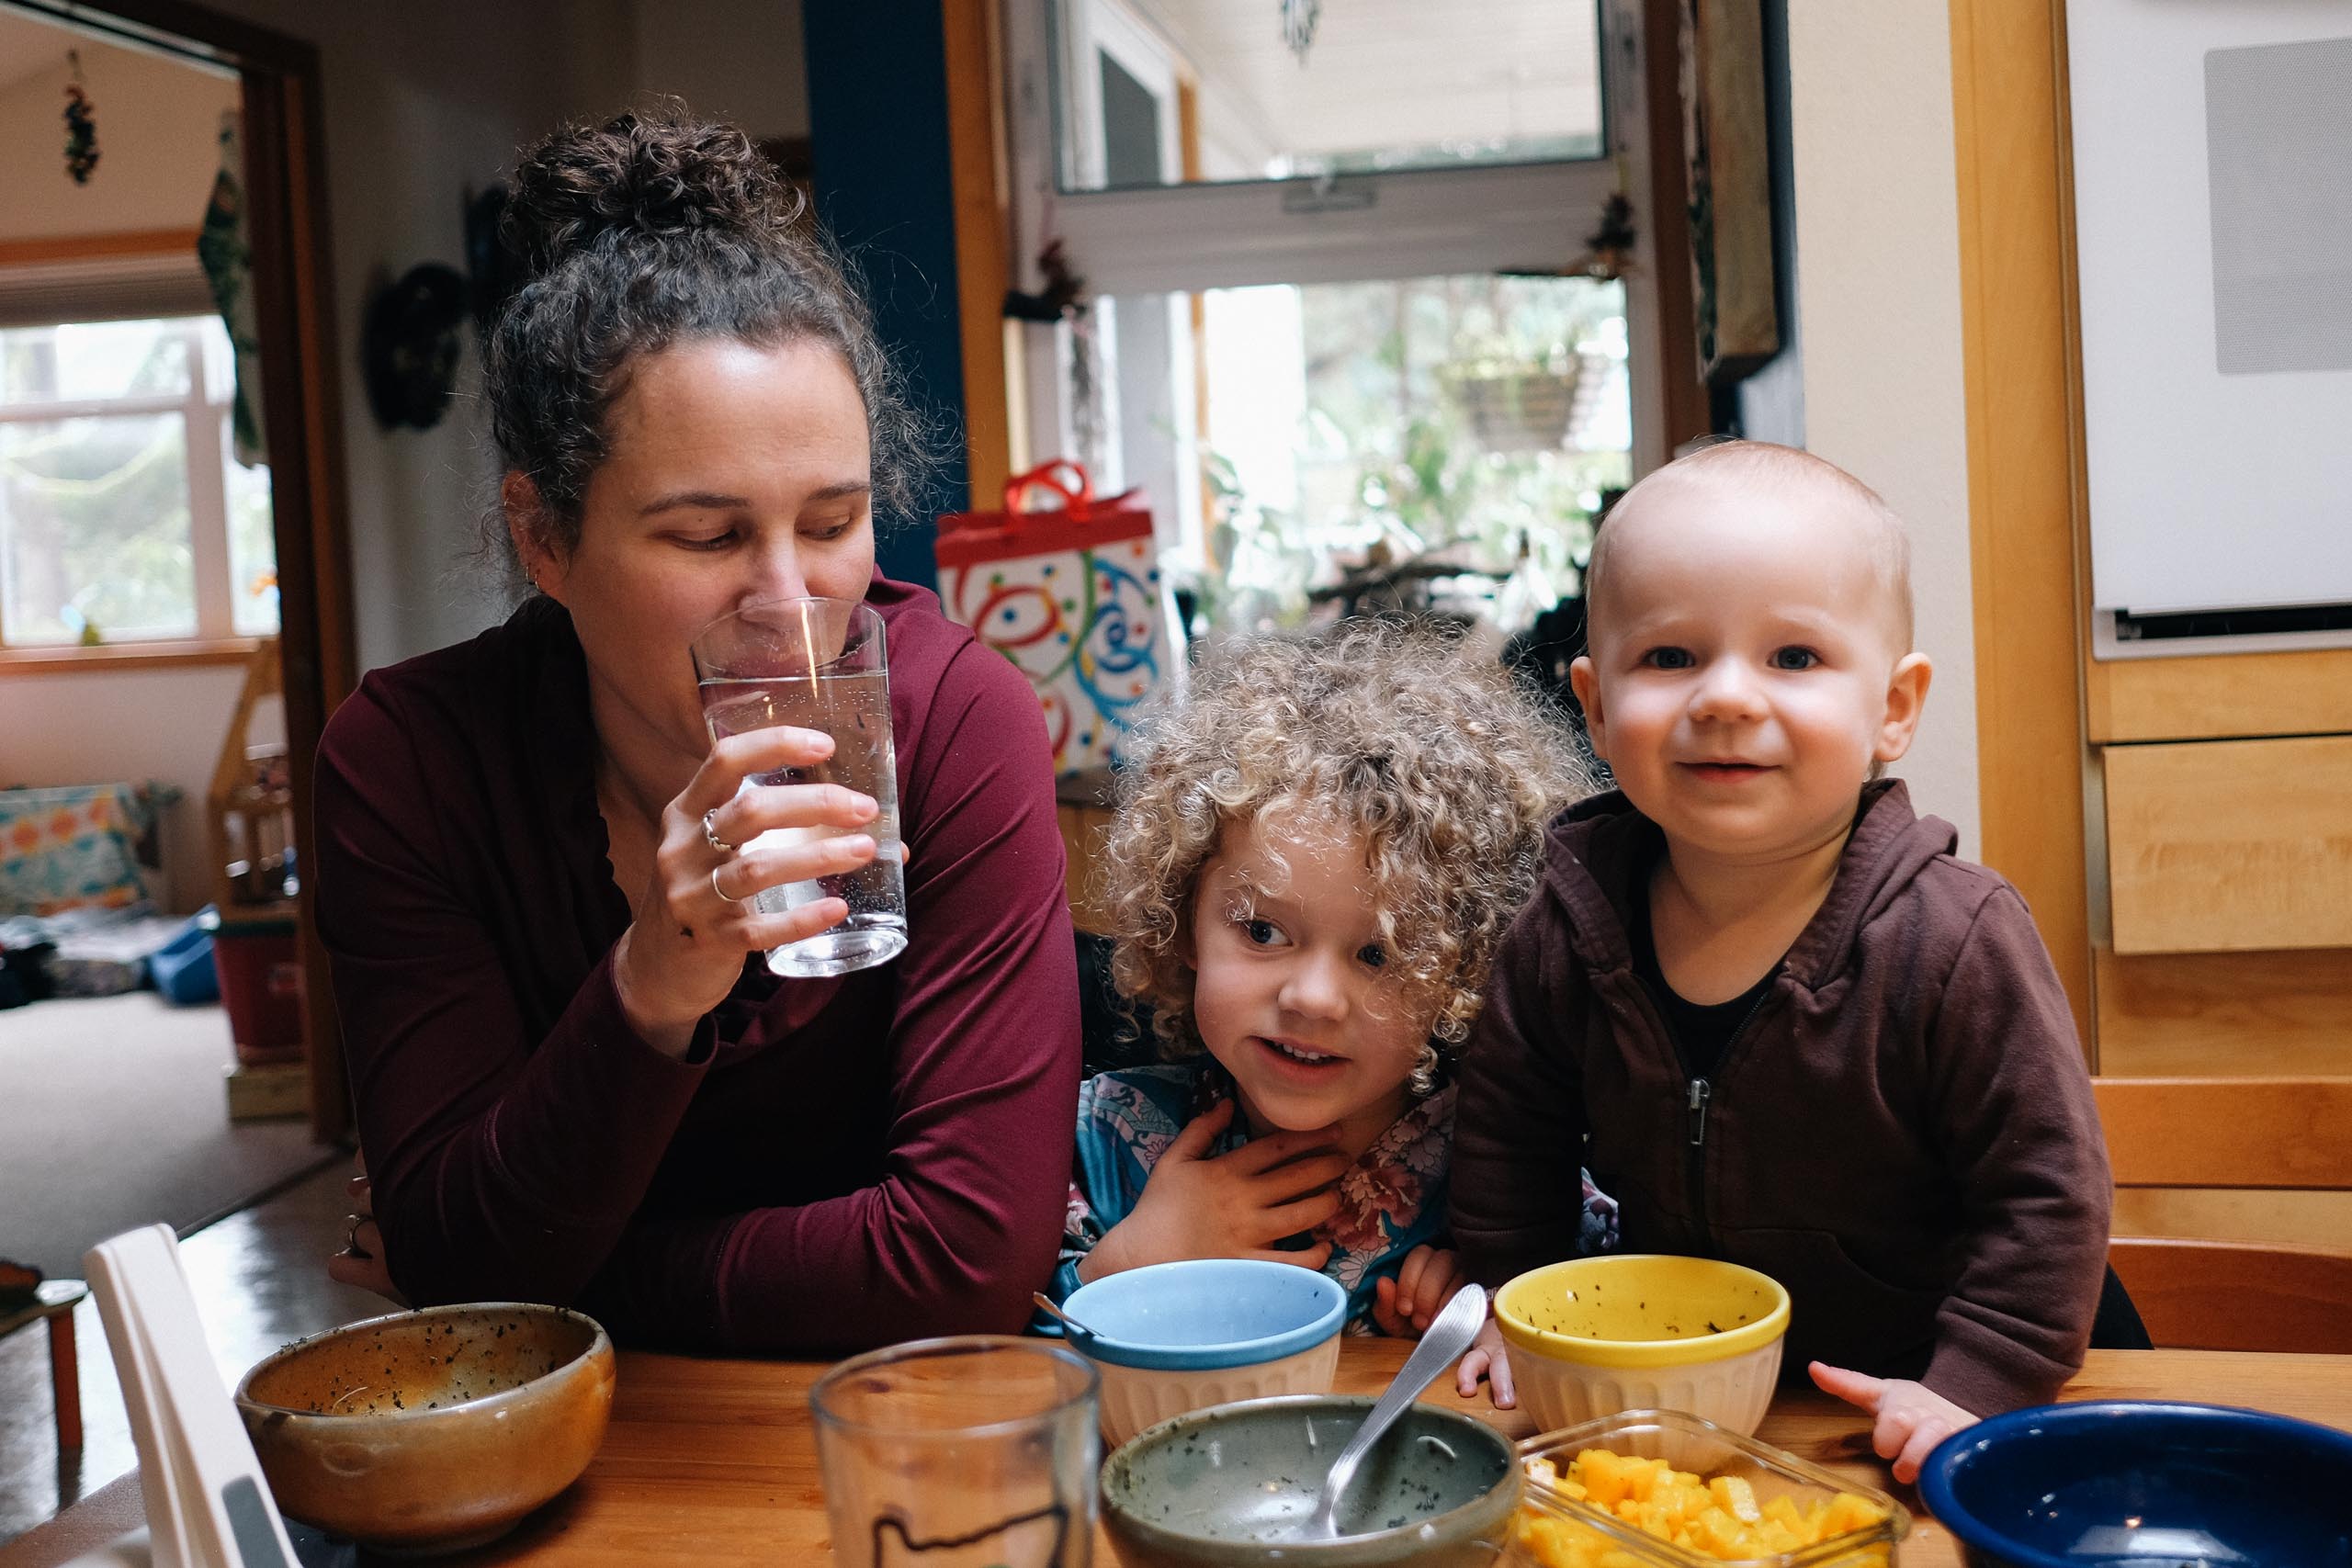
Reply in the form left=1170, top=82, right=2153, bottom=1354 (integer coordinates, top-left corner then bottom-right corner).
left=1681, top=984, right=1775, bottom=1258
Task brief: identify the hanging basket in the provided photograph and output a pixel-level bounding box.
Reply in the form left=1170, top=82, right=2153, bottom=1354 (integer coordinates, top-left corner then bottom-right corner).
left=1442, top=363, right=1583, bottom=453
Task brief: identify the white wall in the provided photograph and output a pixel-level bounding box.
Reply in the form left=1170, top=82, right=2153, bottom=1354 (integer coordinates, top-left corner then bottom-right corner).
left=0, top=665, right=252, bottom=911
left=168, top=0, right=601, bottom=673
left=2, top=3, right=818, bottom=922
left=3, top=1, right=816, bottom=675
left=0, top=30, right=238, bottom=242
left=5, top=2, right=585, bottom=919
left=1782, top=6, right=1980, bottom=852
left=0, top=23, right=248, bottom=914
left=171, top=0, right=815, bottom=673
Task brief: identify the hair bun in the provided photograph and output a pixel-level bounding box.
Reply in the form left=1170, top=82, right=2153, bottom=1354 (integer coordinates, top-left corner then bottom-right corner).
left=503, top=107, right=791, bottom=278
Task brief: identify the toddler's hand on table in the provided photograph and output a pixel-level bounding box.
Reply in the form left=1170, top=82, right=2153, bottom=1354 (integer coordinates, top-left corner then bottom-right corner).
left=1371, top=1246, right=1465, bottom=1337
left=1078, top=1100, right=1350, bottom=1280
left=1809, top=1361, right=1977, bottom=1483
left=1455, top=1315, right=1516, bottom=1408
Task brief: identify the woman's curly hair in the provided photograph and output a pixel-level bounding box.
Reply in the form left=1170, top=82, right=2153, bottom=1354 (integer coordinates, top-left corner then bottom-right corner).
left=1106, top=619, right=1595, bottom=1090
left=481, top=104, right=933, bottom=581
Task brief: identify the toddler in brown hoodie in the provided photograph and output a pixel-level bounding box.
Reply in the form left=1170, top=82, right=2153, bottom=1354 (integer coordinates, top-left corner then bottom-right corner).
left=1450, top=440, right=2110, bottom=1483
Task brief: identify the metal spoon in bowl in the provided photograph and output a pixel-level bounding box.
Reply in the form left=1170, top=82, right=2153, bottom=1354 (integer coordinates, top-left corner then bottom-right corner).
left=1305, top=1281, right=1489, bottom=1540
left=1031, top=1291, right=1105, bottom=1348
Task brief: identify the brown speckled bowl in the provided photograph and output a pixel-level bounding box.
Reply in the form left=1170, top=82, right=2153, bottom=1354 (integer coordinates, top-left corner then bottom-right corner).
left=234, top=1303, right=615, bottom=1555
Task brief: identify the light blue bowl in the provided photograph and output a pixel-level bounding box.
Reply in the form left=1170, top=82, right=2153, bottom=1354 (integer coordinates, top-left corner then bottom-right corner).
left=1920, top=1400, right=2352, bottom=1568
left=1061, top=1259, right=1347, bottom=1371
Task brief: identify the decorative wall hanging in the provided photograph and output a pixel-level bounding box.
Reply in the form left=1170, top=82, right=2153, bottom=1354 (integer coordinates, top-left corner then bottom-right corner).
left=1582, top=191, right=1639, bottom=281
left=361, top=263, right=469, bottom=431
left=1679, top=0, right=1779, bottom=381
left=62, top=52, right=98, bottom=184
left=1003, top=237, right=1084, bottom=322
left=198, top=110, right=266, bottom=466
left=1282, top=0, right=1322, bottom=62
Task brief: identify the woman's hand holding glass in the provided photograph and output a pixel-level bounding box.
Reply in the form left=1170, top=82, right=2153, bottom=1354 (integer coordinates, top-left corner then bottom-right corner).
left=612, top=724, right=880, bottom=1055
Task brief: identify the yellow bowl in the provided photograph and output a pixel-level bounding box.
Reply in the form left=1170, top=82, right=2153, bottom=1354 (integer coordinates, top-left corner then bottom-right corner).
left=1496, top=1257, right=1790, bottom=1436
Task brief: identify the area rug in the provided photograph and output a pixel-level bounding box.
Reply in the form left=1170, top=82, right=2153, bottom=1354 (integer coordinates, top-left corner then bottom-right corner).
left=0, top=992, right=334, bottom=1278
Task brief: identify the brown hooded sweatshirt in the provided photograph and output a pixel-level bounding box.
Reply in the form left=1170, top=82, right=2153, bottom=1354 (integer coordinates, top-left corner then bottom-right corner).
left=1452, top=781, right=2110, bottom=1416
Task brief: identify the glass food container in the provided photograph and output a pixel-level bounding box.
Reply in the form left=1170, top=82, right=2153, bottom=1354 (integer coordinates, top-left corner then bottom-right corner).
left=1506, top=1408, right=1911, bottom=1567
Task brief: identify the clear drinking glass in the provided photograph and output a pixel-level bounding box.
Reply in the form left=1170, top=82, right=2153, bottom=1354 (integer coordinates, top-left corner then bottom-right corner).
left=691, top=597, right=907, bottom=977
left=810, top=1337, right=1101, bottom=1568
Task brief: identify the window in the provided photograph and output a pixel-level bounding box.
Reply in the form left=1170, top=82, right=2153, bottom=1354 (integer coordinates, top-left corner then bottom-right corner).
left=1132, top=272, right=1630, bottom=630
left=1006, top=0, right=1657, bottom=635
left=1054, top=0, right=1606, bottom=191
left=0, top=313, right=276, bottom=649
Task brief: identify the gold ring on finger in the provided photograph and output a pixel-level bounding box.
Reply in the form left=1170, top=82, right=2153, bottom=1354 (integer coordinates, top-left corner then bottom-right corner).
left=711, top=865, right=745, bottom=905
left=702, top=807, right=736, bottom=854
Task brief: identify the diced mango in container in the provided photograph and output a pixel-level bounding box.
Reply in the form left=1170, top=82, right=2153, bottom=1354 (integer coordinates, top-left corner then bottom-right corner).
left=1516, top=1448, right=1891, bottom=1566
left=1820, top=1493, right=1885, bottom=1537
left=1707, top=1475, right=1762, bottom=1524
left=1688, top=1506, right=1744, bottom=1555
left=1580, top=1450, right=1633, bottom=1506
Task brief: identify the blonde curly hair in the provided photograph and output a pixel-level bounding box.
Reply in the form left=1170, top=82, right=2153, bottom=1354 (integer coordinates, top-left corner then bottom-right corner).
left=1105, top=618, right=1594, bottom=1089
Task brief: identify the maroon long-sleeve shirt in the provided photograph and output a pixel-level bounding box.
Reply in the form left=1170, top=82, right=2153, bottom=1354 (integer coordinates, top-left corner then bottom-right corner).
left=312, top=580, right=1080, bottom=1353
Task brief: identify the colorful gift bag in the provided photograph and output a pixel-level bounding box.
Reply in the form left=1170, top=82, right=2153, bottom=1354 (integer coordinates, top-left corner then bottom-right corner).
left=937, top=461, right=1174, bottom=775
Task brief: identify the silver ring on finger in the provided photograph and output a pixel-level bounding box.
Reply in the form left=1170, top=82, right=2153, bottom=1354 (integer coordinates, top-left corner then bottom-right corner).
left=702, top=807, right=735, bottom=854
left=711, top=864, right=745, bottom=905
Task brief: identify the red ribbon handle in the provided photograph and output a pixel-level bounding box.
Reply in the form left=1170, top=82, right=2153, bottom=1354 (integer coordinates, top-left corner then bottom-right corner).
left=1002, top=459, right=1095, bottom=519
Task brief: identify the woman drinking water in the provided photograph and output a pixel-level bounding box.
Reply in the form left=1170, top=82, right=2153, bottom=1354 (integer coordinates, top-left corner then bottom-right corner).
left=316, top=107, right=1080, bottom=1351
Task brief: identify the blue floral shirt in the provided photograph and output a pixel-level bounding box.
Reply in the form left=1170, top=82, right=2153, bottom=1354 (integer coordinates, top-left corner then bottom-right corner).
left=1047, top=1060, right=1455, bottom=1332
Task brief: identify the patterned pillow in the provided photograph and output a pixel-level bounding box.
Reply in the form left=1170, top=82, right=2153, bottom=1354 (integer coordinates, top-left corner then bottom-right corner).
left=0, top=784, right=158, bottom=917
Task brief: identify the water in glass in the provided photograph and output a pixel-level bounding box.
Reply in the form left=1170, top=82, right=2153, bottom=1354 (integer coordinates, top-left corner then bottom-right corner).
left=701, top=669, right=906, bottom=976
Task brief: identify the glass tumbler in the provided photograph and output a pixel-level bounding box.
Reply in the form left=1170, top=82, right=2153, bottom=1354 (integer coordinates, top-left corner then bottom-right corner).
left=810, top=1336, right=1100, bottom=1567
left=692, top=596, right=906, bottom=977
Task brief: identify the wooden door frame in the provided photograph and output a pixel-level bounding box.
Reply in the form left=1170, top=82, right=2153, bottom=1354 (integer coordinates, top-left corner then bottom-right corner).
left=1947, top=0, right=2097, bottom=1049
left=12, top=0, right=358, bottom=1140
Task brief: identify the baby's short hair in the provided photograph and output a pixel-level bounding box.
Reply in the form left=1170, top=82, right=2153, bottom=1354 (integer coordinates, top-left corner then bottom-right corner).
left=1103, top=618, right=1593, bottom=1088
left=1585, top=440, right=1915, bottom=652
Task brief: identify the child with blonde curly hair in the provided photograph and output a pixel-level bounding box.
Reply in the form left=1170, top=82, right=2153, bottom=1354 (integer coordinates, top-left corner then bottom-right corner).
left=1046, top=620, right=1605, bottom=1335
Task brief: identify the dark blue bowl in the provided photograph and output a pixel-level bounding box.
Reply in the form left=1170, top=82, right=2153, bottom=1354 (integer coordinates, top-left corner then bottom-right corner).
left=1920, top=1401, right=2352, bottom=1567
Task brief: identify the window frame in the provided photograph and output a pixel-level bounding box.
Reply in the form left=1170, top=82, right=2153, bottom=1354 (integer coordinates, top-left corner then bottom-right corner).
left=0, top=303, right=271, bottom=663
left=1003, top=0, right=1668, bottom=506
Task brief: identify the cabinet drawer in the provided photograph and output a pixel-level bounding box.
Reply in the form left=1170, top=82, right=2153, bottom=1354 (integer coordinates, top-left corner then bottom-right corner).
left=2105, top=735, right=2352, bottom=953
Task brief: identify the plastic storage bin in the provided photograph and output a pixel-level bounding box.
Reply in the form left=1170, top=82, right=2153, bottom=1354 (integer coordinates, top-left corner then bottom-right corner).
left=148, top=917, right=219, bottom=1005
left=199, top=906, right=303, bottom=1066
left=1508, top=1409, right=1909, bottom=1567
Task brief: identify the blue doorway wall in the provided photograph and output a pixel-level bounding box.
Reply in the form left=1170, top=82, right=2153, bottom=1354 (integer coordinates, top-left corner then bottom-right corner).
left=802, top=5, right=971, bottom=592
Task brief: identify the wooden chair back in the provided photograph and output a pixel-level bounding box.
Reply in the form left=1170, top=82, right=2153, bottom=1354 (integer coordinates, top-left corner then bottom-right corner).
left=2096, top=1077, right=2352, bottom=1354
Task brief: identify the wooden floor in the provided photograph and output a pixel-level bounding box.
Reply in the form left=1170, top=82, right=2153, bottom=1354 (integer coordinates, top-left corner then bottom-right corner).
left=0, top=1160, right=384, bottom=1546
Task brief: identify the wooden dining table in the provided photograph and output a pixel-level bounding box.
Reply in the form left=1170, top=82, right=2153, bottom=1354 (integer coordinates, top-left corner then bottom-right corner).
left=6, top=1342, right=2348, bottom=1567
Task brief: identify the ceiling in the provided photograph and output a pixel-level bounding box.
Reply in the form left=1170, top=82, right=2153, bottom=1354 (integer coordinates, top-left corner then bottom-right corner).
left=1125, top=0, right=1604, bottom=176
left=0, top=9, right=79, bottom=97
left=0, top=6, right=227, bottom=100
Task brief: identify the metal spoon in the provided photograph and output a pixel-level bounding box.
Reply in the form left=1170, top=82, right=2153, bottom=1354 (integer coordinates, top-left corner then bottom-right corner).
left=1031, top=1291, right=1104, bottom=1345
left=1305, top=1281, right=1489, bottom=1540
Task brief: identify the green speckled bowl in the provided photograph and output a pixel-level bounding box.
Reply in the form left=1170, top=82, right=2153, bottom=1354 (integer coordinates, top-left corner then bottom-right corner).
left=233, top=1302, right=614, bottom=1555
left=1101, top=1393, right=1520, bottom=1566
